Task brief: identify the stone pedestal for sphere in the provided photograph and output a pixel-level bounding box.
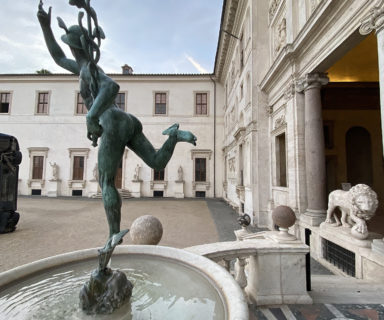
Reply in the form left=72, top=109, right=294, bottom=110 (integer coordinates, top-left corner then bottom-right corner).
left=130, top=215, right=163, bottom=245
left=271, top=205, right=297, bottom=242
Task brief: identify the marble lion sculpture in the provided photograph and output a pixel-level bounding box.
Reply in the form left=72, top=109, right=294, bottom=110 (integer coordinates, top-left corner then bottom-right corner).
left=325, top=184, right=378, bottom=235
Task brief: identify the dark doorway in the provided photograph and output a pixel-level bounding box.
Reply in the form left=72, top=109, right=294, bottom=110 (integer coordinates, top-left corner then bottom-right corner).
left=346, top=126, right=373, bottom=186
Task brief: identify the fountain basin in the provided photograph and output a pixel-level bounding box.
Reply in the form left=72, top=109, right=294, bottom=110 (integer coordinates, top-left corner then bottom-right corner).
left=0, top=245, right=248, bottom=319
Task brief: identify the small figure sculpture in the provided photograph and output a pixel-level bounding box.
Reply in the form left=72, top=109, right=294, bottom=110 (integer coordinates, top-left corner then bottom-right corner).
left=92, top=162, right=98, bottom=182
left=177, top=165, right=183, bottom=181
left=49, top=161, right=59, bottom=180
left=37, top=0, right=196, bottom=314
left=325, top=184, right=378, bottom=239
left=133, top=164, right=140, bottom=181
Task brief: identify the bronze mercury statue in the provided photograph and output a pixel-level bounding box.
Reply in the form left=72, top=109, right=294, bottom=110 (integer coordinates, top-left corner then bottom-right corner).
left=37, top=0, right=196, bottom=314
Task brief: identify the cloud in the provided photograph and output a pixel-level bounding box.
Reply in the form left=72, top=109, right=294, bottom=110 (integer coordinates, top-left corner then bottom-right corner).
left=185, top=54, right=209, bottom=74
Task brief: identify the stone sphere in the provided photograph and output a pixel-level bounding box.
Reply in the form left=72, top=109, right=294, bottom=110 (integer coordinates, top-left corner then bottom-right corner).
left=272, top=205, right=296, bottom=229
left=130, top=215, right=163, bottom=245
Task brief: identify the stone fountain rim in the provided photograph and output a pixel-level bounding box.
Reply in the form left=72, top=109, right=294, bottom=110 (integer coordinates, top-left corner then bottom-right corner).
left=0, top=245, right=249, bottom=320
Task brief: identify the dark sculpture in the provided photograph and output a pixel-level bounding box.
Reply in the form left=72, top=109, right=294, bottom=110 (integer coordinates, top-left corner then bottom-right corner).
left=37, top=0, right=196, bottom=314
left=0, top=133, right=22, bottom=234
left=237, top=213, right=251, bottom=227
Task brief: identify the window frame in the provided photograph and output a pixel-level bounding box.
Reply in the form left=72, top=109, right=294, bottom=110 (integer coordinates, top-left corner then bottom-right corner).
left=194, top=157, right=207, bottom=182
left=27, top=147, right=49, bottom=189
left=68, top=148, right=90, bottom=189
left=35, top=91, right=51, bottom=115
left=75, top=92, right=87, bottom=115
left=115, top=92, right=127, bottom=111
left=191, top=149, right=212, bottom=194
left=153, top=91, right=169, bottom=116
left=72, top=156, right=85, bottom=180
left=32, top=155, right=44, bottom=180
left=274, top=132, right=288, bottom=188
left=194, top=91, right=209, bottom=116
left=0, top=91, right=12, bottom=114
left=153, top=168, right=165, bottom=181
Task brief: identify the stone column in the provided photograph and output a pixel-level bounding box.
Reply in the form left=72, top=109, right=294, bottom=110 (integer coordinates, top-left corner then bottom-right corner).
left=360, top=2, right=384, bottom=253
left=297, top=73, right=329, bottom=226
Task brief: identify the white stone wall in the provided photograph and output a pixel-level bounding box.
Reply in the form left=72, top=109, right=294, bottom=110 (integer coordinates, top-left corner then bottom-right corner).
left=0, top=74, right=224, bottom=198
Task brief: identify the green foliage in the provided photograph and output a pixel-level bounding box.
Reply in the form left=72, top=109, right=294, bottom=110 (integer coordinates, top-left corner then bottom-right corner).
left=36, top=68, right=52, bottom=74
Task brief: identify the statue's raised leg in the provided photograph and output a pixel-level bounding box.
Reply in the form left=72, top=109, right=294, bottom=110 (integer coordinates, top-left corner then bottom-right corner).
left=128, top=123, right=197, bottom=170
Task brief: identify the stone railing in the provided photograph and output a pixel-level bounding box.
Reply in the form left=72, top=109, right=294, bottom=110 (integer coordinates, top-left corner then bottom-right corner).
left=185, top=231, right=312, bottom=305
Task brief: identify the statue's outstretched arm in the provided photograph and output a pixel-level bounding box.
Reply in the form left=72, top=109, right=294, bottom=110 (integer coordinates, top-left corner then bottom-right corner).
left=37, top=3, right=79, bottom=75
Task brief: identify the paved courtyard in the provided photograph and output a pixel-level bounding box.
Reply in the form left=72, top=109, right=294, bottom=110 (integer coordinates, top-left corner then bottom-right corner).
left=1, top=197, right=384, bottom=319
left=0, top=197, right=235, bottom=272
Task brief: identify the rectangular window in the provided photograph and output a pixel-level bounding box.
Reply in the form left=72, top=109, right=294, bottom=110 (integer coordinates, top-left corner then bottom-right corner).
left=37, top=92, right=49, bottom=114
left=0, top=92, right=10, bottom=113
left=276, top=133, right=287, bottom=187
left=196, top=191, right=206, bottom=198
left=73, top=156, right=84, bottom=180
left=115, top=93, right=125, bottom=110
left=32, top=156, right=44, bottom=179
left=196, top=93, right=207, bottom=115
left=155, top=92, right=167, bottom=115
left=153, top=191, right=164, bottom=197
left=153, top=168, right=164, bottom=181
left=72, top=190, right=83, bottom=196
left=195, top=158, right=206, bottom=182
left=76, top=93, right=87, bottom=114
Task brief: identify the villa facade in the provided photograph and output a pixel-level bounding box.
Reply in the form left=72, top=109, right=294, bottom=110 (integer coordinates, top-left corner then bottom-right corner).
left=1, top=0, right=384, bottom=278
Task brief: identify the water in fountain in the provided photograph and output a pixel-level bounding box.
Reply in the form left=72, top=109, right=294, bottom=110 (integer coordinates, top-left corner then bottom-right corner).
left=0, top=255, right=225, bottom=319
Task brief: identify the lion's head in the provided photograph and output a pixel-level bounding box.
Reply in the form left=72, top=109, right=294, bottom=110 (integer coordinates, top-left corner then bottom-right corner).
left=350, top=184, right=378, bottom=220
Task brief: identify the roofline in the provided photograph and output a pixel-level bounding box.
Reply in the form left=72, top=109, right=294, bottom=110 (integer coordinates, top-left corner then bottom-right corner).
left=0, top=73, right=214, bottom=77
left=213, top=0, right=227, bottom=78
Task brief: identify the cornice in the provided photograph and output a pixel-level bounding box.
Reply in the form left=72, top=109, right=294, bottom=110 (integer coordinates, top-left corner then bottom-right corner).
left=260, top=0, right=335, bottom=91
left=214, top=0, right=240, bottom=82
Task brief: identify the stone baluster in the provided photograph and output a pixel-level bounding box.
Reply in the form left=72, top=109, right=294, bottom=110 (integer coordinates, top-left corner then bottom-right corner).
left=296, top=73, right=329, bottom=226
left=234, top=257, right=248, bottom=289
left=360, top=1, right=384, bottom=254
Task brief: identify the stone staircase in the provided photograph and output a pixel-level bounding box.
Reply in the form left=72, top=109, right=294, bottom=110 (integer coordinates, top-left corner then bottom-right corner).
left=91, top=189, right=132, bottom=199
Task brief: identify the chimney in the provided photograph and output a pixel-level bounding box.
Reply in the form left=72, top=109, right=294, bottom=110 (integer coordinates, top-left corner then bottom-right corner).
left=121, top=64, right=133, bottom=75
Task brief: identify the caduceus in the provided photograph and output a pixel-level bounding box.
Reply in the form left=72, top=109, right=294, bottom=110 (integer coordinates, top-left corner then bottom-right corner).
left=60, top=0, right=105, bottom=98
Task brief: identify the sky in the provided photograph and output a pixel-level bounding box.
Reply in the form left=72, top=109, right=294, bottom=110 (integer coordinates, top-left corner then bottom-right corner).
left=0, top=0, right=223, bottom=74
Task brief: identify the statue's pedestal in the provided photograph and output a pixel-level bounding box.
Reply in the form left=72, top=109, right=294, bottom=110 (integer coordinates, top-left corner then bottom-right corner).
left=88, top=180, right=100, bottom=198
left=131, top=180, right=142, bottom=198
left=47, top=179, right=61, bottom=197
left=372, top=239, right=384, bottom=255
left=319, top=222, right=382, bottom=248
left=174, top=180, right=184, bottom=198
